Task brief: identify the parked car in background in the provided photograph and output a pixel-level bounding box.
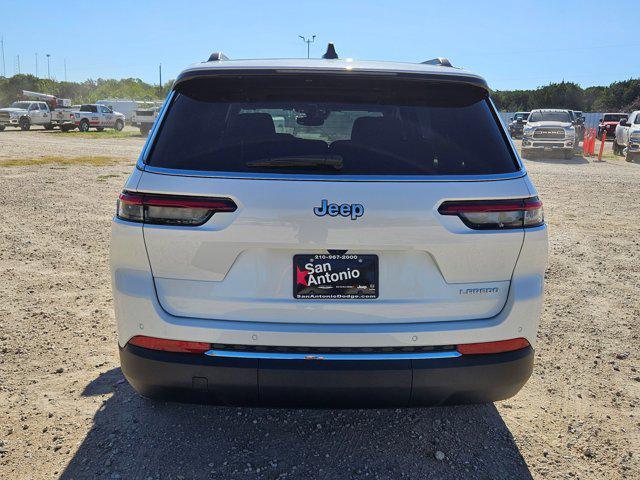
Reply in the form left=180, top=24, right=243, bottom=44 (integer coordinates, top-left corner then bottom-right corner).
left=521, top=109, right=578, bottom=159
left=598, top=113, right=627, bottom=140
left=112, top=50, right=547, bottom=407
left=508, top=111, right=530, bottom=138
left=131, top=101, right=162, bottom=135
left=613, top=110, right=640, bottom=162
left=73, top=104, right=125, bottom=132
left=0, top=90, right=77, bottom=131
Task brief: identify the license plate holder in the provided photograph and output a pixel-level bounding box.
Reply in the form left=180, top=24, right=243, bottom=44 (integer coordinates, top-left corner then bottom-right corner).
left=293, top=254, right=378, bottom=299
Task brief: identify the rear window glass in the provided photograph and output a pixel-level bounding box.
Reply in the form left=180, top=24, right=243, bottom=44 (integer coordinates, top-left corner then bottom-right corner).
left=147, top=75, right=519, bottom=176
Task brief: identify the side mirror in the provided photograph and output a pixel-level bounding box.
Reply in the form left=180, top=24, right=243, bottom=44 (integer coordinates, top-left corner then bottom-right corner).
left=599, top=118, right=603, bottom=123
left=509, top=117, right=513, bottom=121
left=619, top=119, right=628, bottom=127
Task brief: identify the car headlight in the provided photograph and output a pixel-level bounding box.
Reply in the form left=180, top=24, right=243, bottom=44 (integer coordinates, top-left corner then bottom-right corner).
left=74, top=113, right=80, bottom=119
left=9, top=112, right=19, bottom=118
left=523, top=127, right=535, bottom=135
left=565, top=127, right=575, bottom=137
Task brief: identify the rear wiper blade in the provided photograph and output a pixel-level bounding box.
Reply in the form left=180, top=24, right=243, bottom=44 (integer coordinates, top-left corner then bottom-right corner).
left=246, top=155, right=343, bottom=170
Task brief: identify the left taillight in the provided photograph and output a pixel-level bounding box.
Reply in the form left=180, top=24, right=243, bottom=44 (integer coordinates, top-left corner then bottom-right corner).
left=438, top=196, right=544, bottom=230
left=116, top=191, right=237, bottom=226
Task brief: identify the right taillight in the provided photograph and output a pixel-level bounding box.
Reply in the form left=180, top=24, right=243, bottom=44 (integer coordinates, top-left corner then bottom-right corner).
left=438, top=196, right=544, bottom=230
left=117, top=191, right=237, bottom=226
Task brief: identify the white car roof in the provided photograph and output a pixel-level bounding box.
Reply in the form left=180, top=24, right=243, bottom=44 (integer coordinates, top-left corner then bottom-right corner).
left=175, top=57, right=489, bottom=90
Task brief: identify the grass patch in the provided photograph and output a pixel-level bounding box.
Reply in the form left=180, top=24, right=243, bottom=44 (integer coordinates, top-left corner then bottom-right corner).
left=97, top=174, right=121, bottom=182
left=0, top=156, right=124, bottom=167
left=56, top=129, right=142, bottom=139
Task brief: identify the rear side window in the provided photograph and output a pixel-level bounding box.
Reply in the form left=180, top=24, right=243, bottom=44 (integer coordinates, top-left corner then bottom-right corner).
left=147, top=75, right=519, bottom=176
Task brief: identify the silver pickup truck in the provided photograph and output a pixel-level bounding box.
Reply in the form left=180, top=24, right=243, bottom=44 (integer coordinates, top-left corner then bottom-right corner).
left=613, top=110, right=640, bottom=162
left=0, top=100, right=75, bottom=131
left=521, top=109, right=579, bottom=159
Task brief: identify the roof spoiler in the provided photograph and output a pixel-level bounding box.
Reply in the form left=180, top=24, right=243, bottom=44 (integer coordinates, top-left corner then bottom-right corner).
left=207, top=52, right=229, bottom=62
left=422, top=57, right=453, bottom=67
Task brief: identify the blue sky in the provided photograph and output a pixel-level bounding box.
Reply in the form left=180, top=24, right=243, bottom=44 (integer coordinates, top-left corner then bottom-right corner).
left=1, top=0, right=638, bottom=90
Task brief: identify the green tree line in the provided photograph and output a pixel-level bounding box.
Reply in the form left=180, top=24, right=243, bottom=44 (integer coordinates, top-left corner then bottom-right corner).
left=492, top=79, right=640, bottom=112
left=0, top=74, right=171, bottom=107
left=2, top=74, right=639, bottom=113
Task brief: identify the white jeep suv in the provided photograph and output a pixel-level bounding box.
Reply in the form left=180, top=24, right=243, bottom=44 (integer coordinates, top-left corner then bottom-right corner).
left=110, top=48, right=548, bottom=407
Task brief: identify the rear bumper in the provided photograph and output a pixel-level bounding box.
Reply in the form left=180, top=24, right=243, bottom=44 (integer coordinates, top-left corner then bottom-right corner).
left=120, top=343, right=534, bottom=407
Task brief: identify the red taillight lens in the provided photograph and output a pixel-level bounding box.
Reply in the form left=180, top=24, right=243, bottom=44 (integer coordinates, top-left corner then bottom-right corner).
left=457, top=338, right=530, bottom=355
left=128, top=335, right=211, bottom=354
left=438, top=197, right=543, bottom=230
left=117, top=191, right=237, bottom=226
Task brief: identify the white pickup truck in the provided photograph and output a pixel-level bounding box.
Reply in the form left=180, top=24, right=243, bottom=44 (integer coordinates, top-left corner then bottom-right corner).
left=613, top=110, right=640, bottom=162
left=72, top=104, right=126, bottom=132
left=0, top=100, right=76, bottom=131
left=130, top=102, right=161, bottom=135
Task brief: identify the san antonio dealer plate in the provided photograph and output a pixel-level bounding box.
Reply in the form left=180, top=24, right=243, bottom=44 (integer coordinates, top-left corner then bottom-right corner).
left=293, top=254, right=378, bottom=299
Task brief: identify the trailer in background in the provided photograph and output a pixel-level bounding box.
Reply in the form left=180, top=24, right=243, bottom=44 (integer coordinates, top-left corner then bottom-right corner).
left=96, top=99, right=138, bottom=121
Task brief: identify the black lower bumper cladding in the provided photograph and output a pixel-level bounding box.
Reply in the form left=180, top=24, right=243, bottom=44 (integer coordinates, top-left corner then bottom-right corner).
left=120, top=344, right=533, bottom=407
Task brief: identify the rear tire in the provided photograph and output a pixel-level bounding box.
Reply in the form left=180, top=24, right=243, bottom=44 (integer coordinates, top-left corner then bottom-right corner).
left=563, top=150, right=573, bottom=160
left=140, top=124, right=151, bottom=136
left=19, top=117, right=31, bottom=131
left=61, top=124, right=72, bottom=132
left=44, top=123, right=54, bottom=130
left=0, top=124, right=5, bottom=131
left=114, top=119, right=124, bottom=132
left=625, top=151, right=638, bottom=163
left=79, top=119, right=90, bottom=132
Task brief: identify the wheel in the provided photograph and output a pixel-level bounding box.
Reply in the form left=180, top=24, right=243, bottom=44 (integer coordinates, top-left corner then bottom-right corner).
left=563, top=150, right=573, bottom=160
left=61, top=124, right=72, bottom=132
left=521, top=149, right=532, bottom=159
left=114, top=119, right=124, bottom=132
left=79, top=119, right=90, bottom=132
left=625, top=151, right=638, bottom=163
left=613, top=140, right=621, bottom=156
left=44, top=123, right=54, bottom=130
left=19, top=117, right=31, bottom=131
left=96, top=127, right=104, bottom=132
left=0, top=124, right=5, bottom=131
left=140, top=124, right=151, bottom=136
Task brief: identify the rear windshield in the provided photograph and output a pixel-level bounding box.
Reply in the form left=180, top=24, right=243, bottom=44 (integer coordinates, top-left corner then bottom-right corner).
left=80, top=105, right=98, bottom=113
left=147, top=75, right=519, bottom=176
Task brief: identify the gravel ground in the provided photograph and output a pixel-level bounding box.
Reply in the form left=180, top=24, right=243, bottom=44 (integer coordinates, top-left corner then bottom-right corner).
left=0, top=130, right=638, bottom=479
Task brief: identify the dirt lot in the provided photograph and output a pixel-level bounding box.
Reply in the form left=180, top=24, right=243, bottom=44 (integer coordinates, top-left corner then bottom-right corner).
left=0, top=128, right=638, bottom=480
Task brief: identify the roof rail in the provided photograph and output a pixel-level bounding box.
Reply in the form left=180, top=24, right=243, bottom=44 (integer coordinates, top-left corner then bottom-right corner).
left=422, top=57, right=453, bottom=67
left=207, top=52, right=229, bottom=62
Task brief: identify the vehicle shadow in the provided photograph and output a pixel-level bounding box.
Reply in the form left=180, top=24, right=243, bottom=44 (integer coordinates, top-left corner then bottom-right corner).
left=59, top=368, right=532, bottom=480
left=522, top=154, right=589, bottom=165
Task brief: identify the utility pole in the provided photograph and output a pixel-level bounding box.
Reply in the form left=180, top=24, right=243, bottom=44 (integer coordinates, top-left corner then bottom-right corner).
left=16, top=54, right=20, bottom=74
left=46, top=54, right=50, bottom=79
left=64, top=58, right=67, bottom=82
left=298, top=35, right=316, bottom=59
left=35, top=52, right=38, bottom=77
left=159, top=63, right=162, bottom=92
left=1, top=37, right=5, bottom=77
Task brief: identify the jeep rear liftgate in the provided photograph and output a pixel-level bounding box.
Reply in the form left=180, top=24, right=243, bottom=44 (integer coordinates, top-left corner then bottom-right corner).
left=131, top=73, right=529, bottom=324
